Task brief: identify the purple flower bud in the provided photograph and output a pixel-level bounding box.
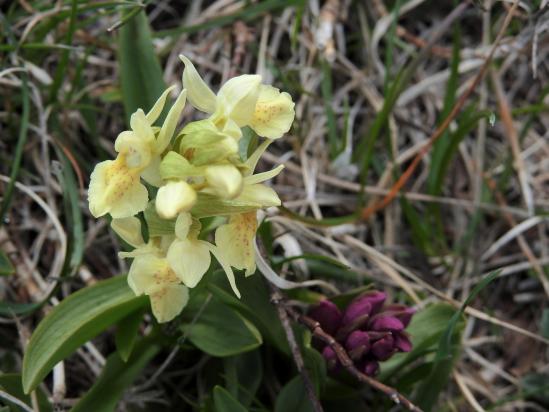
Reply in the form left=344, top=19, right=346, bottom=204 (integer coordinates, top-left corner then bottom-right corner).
left=363, top=360, right=379, bottom=376
left=322, top=346, right=339, bottom=370
left=381, top=305, right=416, bottom=327
left=309, top=300, right=342, bottom=335
left=345, top=330, right=370, bottom=360
left=394, top=333, right=412, bottom=352
left=369, top=315, right=404, bottom=332
left=371, top=334, right=395, bottom=361
left=342, top=291, right=386, bottom=326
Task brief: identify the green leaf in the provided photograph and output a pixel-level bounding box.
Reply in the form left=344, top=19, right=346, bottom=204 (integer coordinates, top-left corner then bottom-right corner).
left=0, top=301, right=43, bottom=316
left=22, top=275, right=147, bottom=393
left=213, top=386, right=248, bottom=412
left=118, top=9, right=166, bottom=125
left=71, top=336, right=159, bottom=412
left=0, top=250, right=15, bottom=276
left=207, top=273, right=289, bottom=354
left=115, top=307, right=145, bottom=362
left=275, top=376, right=315, bottom=412
left=223, top=350, right=263, bottom=407
left=144, top=201, right=175, bottom=237
left=540, top=308, right=549, bottom=339
left=0, top=373, right=51, bottom=412
left=185, top=296, right=262, bottom=357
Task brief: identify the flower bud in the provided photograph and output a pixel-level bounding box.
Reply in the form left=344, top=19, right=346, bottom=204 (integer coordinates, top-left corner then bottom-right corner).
left=309, top=300, right=342, bottom=335
left=322, top=346, right=339, bottom=370
left=369, top=315, right=405, bottom=332
left=371, top=334, right=395, bottom=361
left=205, top=164, right=243, bottom=199
left=156, top=181, right=197, bottom=219
left=363, top=360, right=379, bottom=376
left=342, top=291, right=386, bottom=326
left=345, top=330, right=370, bottom=361
left=380, top=304, right=416, bottom=328
left=394, top=332, right=412, bottom=352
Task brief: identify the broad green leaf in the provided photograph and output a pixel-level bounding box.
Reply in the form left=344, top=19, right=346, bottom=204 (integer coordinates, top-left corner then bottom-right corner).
left=22, top=275, right=146, bottom=393
left=184, top=296, right=262, bottom=357
left=207, top=273, right=289, bottom=354
left=115, top=307, right=145, bottom=362
left=223, top=350, right=263, bottom=407
left=275, top=376, right=315, bottom=412
left=71, top=336, right=159, bottom=412
left=0, top=250, right=15, bottom=276
left=0, top=373, right=51, bottom=412
left=118, top=9, right=166, bottom=125
left=213, top=386, right=248, bottom=412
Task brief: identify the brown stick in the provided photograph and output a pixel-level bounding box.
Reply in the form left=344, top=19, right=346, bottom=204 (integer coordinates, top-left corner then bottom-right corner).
left=269, top=286, right=324, bottom=412
left=281, top=303, right=423, bottom=412
left=361, top=0, right=521, bottom=220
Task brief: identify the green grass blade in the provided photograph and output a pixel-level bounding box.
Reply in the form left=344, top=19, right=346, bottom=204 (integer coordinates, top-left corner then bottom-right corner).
left=0, top=74, right=29, bottom=225
left=118, top=9, right=166, bottom=125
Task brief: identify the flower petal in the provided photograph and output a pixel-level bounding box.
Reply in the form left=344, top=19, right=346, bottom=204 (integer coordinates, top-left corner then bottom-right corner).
left=206, top=243, right=241, bottom=298
left=236, top=184, right=281, bottom=208
left=156, top=181, right=197, bottom=219
left=167, top=239, right=211, bottom=288
left=130, top=109, right=156, bottom=144
left=146, top=85, right=176, bottom=124
left=140, top=154, right=163, bottom=187
left=179, top=54, right=216, bottom=113
left=174, top=212, right=192, bottom=240
left=205, top=164, right=243, bottom=199
left=214, top=212, right=257, bottom=276
left=216, top=74, right=261, bottom=126
left=128, top=255, right=179, bottom=296
left=150, top=284, right=189, bottom=323
left=244, top=165, right=284, bottom=185
left=249, top=85, right=295, bottom=139
left=156, top=89, right=187, bottom=153
left=111, top=216, right=144, bottom=247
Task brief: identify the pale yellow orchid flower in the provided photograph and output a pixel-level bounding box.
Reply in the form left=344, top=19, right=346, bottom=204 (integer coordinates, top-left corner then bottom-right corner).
left=214, top=142, right=284, bottom=275
left=88, top=87, right=187, bottom=219
left=180, top=55, right=295, bottom=139
left=167, top=213, right=241, bottom=297
left=111, top=217, right=189, bottom=323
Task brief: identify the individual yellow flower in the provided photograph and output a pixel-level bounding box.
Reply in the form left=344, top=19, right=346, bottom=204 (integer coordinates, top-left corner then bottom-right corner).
left=111, top=217, right=189, bottom=323
left=214, top=142, right=284, bottom=274
left=167, top=213, right=240, bottom=297
left=180, top=55, right=295, bottom=139
left=88, top=88, right=187, bottom=218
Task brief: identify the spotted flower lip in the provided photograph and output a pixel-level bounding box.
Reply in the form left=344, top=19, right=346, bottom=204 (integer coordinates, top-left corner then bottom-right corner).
left=309, top=291, right=415, bottom=376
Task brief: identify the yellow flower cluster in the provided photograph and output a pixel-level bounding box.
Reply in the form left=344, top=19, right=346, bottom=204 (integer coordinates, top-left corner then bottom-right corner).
left=88, top=56, right=295, bottom=322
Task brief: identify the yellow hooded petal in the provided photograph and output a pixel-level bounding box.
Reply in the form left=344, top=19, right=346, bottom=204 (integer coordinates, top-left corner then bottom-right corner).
left=130, top=109, right=156, bottom=144
left=149, top=284, right=189, bottom=323
left=216, top=74, right=261, bottom=127
left=174, top=212, right=192, bottom=240
left=114, top=131, right=152, bottom=169
left=244, top=165, right=284, bottom=185
left=167, top=238, right=211, bottom=288
left=249, top=85, right=295, bottom=139
left=204, top=164, right=243, bottom=199
left=111, top=216, right=144, bottom=247
left=156, top=181, right=197, bottom=219
left=88, top=158, right=148, bottom=218
left=180, top=54, right=217, bottom=113
left=215, top=212, right=257, bottom=277
left=206, top=243, right=241, bottom=298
